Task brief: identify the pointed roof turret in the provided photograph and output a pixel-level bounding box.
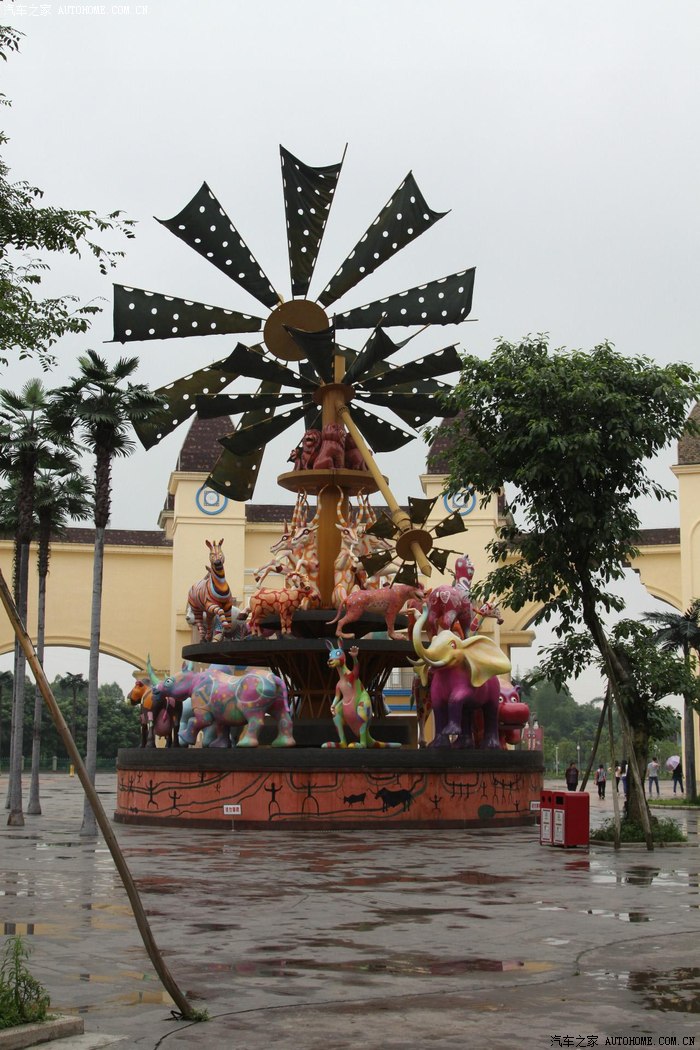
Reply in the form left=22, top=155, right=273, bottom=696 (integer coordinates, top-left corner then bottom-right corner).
left=176, top=414, right=233, bottom=473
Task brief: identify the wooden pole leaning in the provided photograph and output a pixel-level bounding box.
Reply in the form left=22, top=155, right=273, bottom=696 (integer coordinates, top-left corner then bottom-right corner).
left=0, top=570, right=200, bottom=1022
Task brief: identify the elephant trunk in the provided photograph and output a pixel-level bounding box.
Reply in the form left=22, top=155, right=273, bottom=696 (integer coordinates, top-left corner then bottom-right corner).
left=412, top=605, right=449, bottom=668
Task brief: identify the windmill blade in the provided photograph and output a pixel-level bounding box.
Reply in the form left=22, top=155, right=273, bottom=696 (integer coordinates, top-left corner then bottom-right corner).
left=427, top=547, right=455, bottom=574
left=226, top=343, right=316, bottom=390
left=366, top=515, right=399, bottom=540
left=206, top=380, right=281, bottom=501
left=318, top=172, right=448, bottom=309
left=348, top=405, right=416, bottom=453
left=219, top=404, right=307, bottom=456
left=408, top=496, right=438, bottom=527
left=133, top=351, right=242, bottom=449
left=195, top=391, right=302, bottom=418
left=362, top=345, right=462, bottom=391
left=433, top=510, right=468, bottom=538
left=281, top=145, right=345, bottom=298
left=285, top=324, right=336, bottom=383
left=298, top=358, right=323, bottom=429
left=393, top=562, right=418, bottom=586
left=344, top=326, right=403, bottom=385
left=357, top=391, right=443, bottom=429
left=335, top=268, right=475, bottom=330
left=360, top=550, right=396, bottom=577
left=157, top=182, right=280, bottom=310
left=113, top=286, right=263, bottom=343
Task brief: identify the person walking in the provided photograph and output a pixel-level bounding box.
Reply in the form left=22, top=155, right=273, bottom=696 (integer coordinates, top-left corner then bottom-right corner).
left=672, top=761, right=684, bottom=795
left=614, top=762, right=622, bottom=794
left=620, top=760, right=629, bottom=798
left=594, top=763, right=607, bottom=800
left=647, top=756, right=660, bottom=796
left=565, top=761, right=579, bottom=792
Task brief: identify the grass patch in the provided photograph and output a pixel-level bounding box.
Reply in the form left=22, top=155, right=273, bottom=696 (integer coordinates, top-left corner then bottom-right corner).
left=0, top=935, right=50, bottom=1029
left=650, top=797, right=700, bottom=809
left=593, top=815, right=687, bottom=844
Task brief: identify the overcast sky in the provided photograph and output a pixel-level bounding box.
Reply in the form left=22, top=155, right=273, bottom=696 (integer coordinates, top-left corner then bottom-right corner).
left=2, top=1, right=698, bottom=698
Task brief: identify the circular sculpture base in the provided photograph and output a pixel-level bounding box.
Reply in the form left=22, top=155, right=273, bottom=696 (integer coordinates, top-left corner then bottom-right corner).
left=115, top=748, right=543, bottom=830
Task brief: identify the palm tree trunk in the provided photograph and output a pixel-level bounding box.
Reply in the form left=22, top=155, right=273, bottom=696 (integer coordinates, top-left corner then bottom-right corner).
left=5, top=536, right=20, bottom=810
left=27, top=528, right=49, bottom=815
left=81, top=524, right=105, bottom=837
left=7, top=540, right=30, bottom=826
left=684, top=698, right=697, bottom=804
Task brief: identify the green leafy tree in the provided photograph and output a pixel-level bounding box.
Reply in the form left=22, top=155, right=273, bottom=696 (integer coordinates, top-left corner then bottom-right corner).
left=49, top=352, right=165, bottom=834
left=438, top=336, right=699, bottom=845
left=0, top=26, right=133, bottom=370
left=536, top=621, right=695, bottom=821
left=0, top=669, right=12, bottom=767
left=645, top=601, right=700, bottom=802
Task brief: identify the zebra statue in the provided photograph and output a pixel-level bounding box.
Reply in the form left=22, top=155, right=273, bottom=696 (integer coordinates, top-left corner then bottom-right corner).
left=186, top=539, right=237, bottom=642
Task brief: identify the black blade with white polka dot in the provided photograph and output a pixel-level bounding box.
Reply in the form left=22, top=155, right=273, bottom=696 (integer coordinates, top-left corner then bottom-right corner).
left=284, top=324, right=336, bottom=383
left=334, top=268, right=475, bottom=329
left=393, top=562, right=419, bottom=586
left=361, top=345, right=461, bottom=391
left=344, top=326, right=403, bottom=385
left=112, top=285, right=262, bottom=343
left=157, top=182, right=280, bottom=310
left=356, top=390, right=445, bottom=429
left=195, top=391, right=302, bottom=418
left=280, top=146, right=344, bottom=299
left=206, top=381, right=281, bottom=502
left=318, top=173, right=448, bottom=309
left=347, top=405, right=415, bottom=453
left=132, top=351, right=242, bottom=449
left=218, top=404, right=307, bottom=456
left=225, top=343, right=316, bottom=390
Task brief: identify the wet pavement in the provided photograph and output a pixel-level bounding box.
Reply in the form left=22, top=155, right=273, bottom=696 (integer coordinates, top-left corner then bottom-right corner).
left=1, top=773, right=699, bottom=1048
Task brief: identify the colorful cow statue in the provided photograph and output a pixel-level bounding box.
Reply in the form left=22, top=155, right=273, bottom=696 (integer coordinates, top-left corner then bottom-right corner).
left=327, top=582, right=425, bottom=639
left=187, top=539, right=236, bottom=642
left=248, top=572, right=318, bottom=635
left=127, top=676, right=182, bottom=748
left=411, top=605, right=511, bottom=748
left=322, top=641, right=400, bottom=749
left=148, top=663, right=295, bottom=748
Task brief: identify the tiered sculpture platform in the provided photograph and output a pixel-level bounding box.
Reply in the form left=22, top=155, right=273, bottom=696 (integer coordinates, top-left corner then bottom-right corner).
left=114, top=747, right=543, bottom=830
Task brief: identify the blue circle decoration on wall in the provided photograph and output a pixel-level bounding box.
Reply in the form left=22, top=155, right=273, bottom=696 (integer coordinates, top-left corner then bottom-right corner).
left=443, top=489, right=477, bottom=517
left=196, top=485, right=229, bottom=516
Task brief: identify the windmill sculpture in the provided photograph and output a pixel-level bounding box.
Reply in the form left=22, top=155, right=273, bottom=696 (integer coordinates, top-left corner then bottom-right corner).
left=112, top=147, right=475, bottom=607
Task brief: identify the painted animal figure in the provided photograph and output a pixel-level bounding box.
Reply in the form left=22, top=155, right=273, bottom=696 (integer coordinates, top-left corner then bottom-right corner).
left=375, top=787, right=413, bottom=812
left=343, top=792, right=367, bottom=806
left=127, top=677, right=182, bottom=748
left=469, top=600, right=505, bottom=635
left=328, top=583, right=425, bottom=640
left=424, top=564, right=475, bottom=639
left=411, top=605, right=511, bottom=749
left=187, top=539, right=235, bottom=642
left=289, top=428, right=322, bottom=470
left=333, top=491, right=362, bottom=607
left=149, top=665, right=295, bottom=748
left=321, top=641, right=400, bottom=749
left=343, top=432, right=368, bottom=472
left=248, top=574, right=316, bottom=635
left=314, top=423, right=346, bottom=470
left=498, top=681, right=530, bottom=747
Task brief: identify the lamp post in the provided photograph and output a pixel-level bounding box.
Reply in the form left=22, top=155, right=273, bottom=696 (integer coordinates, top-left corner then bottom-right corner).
left=576, top=742, right=581, bottom=771
left=555, top=744, right=559, bottom=776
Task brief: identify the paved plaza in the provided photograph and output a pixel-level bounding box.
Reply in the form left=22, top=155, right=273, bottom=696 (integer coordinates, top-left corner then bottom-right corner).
left=0, top=772, right=699, bottom=1049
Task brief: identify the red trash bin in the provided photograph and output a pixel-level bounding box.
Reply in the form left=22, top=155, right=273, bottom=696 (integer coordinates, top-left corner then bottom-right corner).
left=552, top=791, right=589, bottom=847
left=539, top=790, right=553, bottom=845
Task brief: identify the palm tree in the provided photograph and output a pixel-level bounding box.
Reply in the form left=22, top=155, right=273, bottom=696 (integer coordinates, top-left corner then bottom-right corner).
left=645, top=600, right=700, bottom=803
left=50, top=351, right=164, bottom=836
left=0, top=379, right=73, bottom=826
left=28, top=470, right=93, bottom=813
left=56, top=672, right=88, bottom=748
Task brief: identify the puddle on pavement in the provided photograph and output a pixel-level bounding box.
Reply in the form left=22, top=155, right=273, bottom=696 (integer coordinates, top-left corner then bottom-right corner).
left=582, top=908, right=650, bottom=923
left=196, top=954, right=554, bottom=978
left=588, top=966, right=700, bottom=1014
